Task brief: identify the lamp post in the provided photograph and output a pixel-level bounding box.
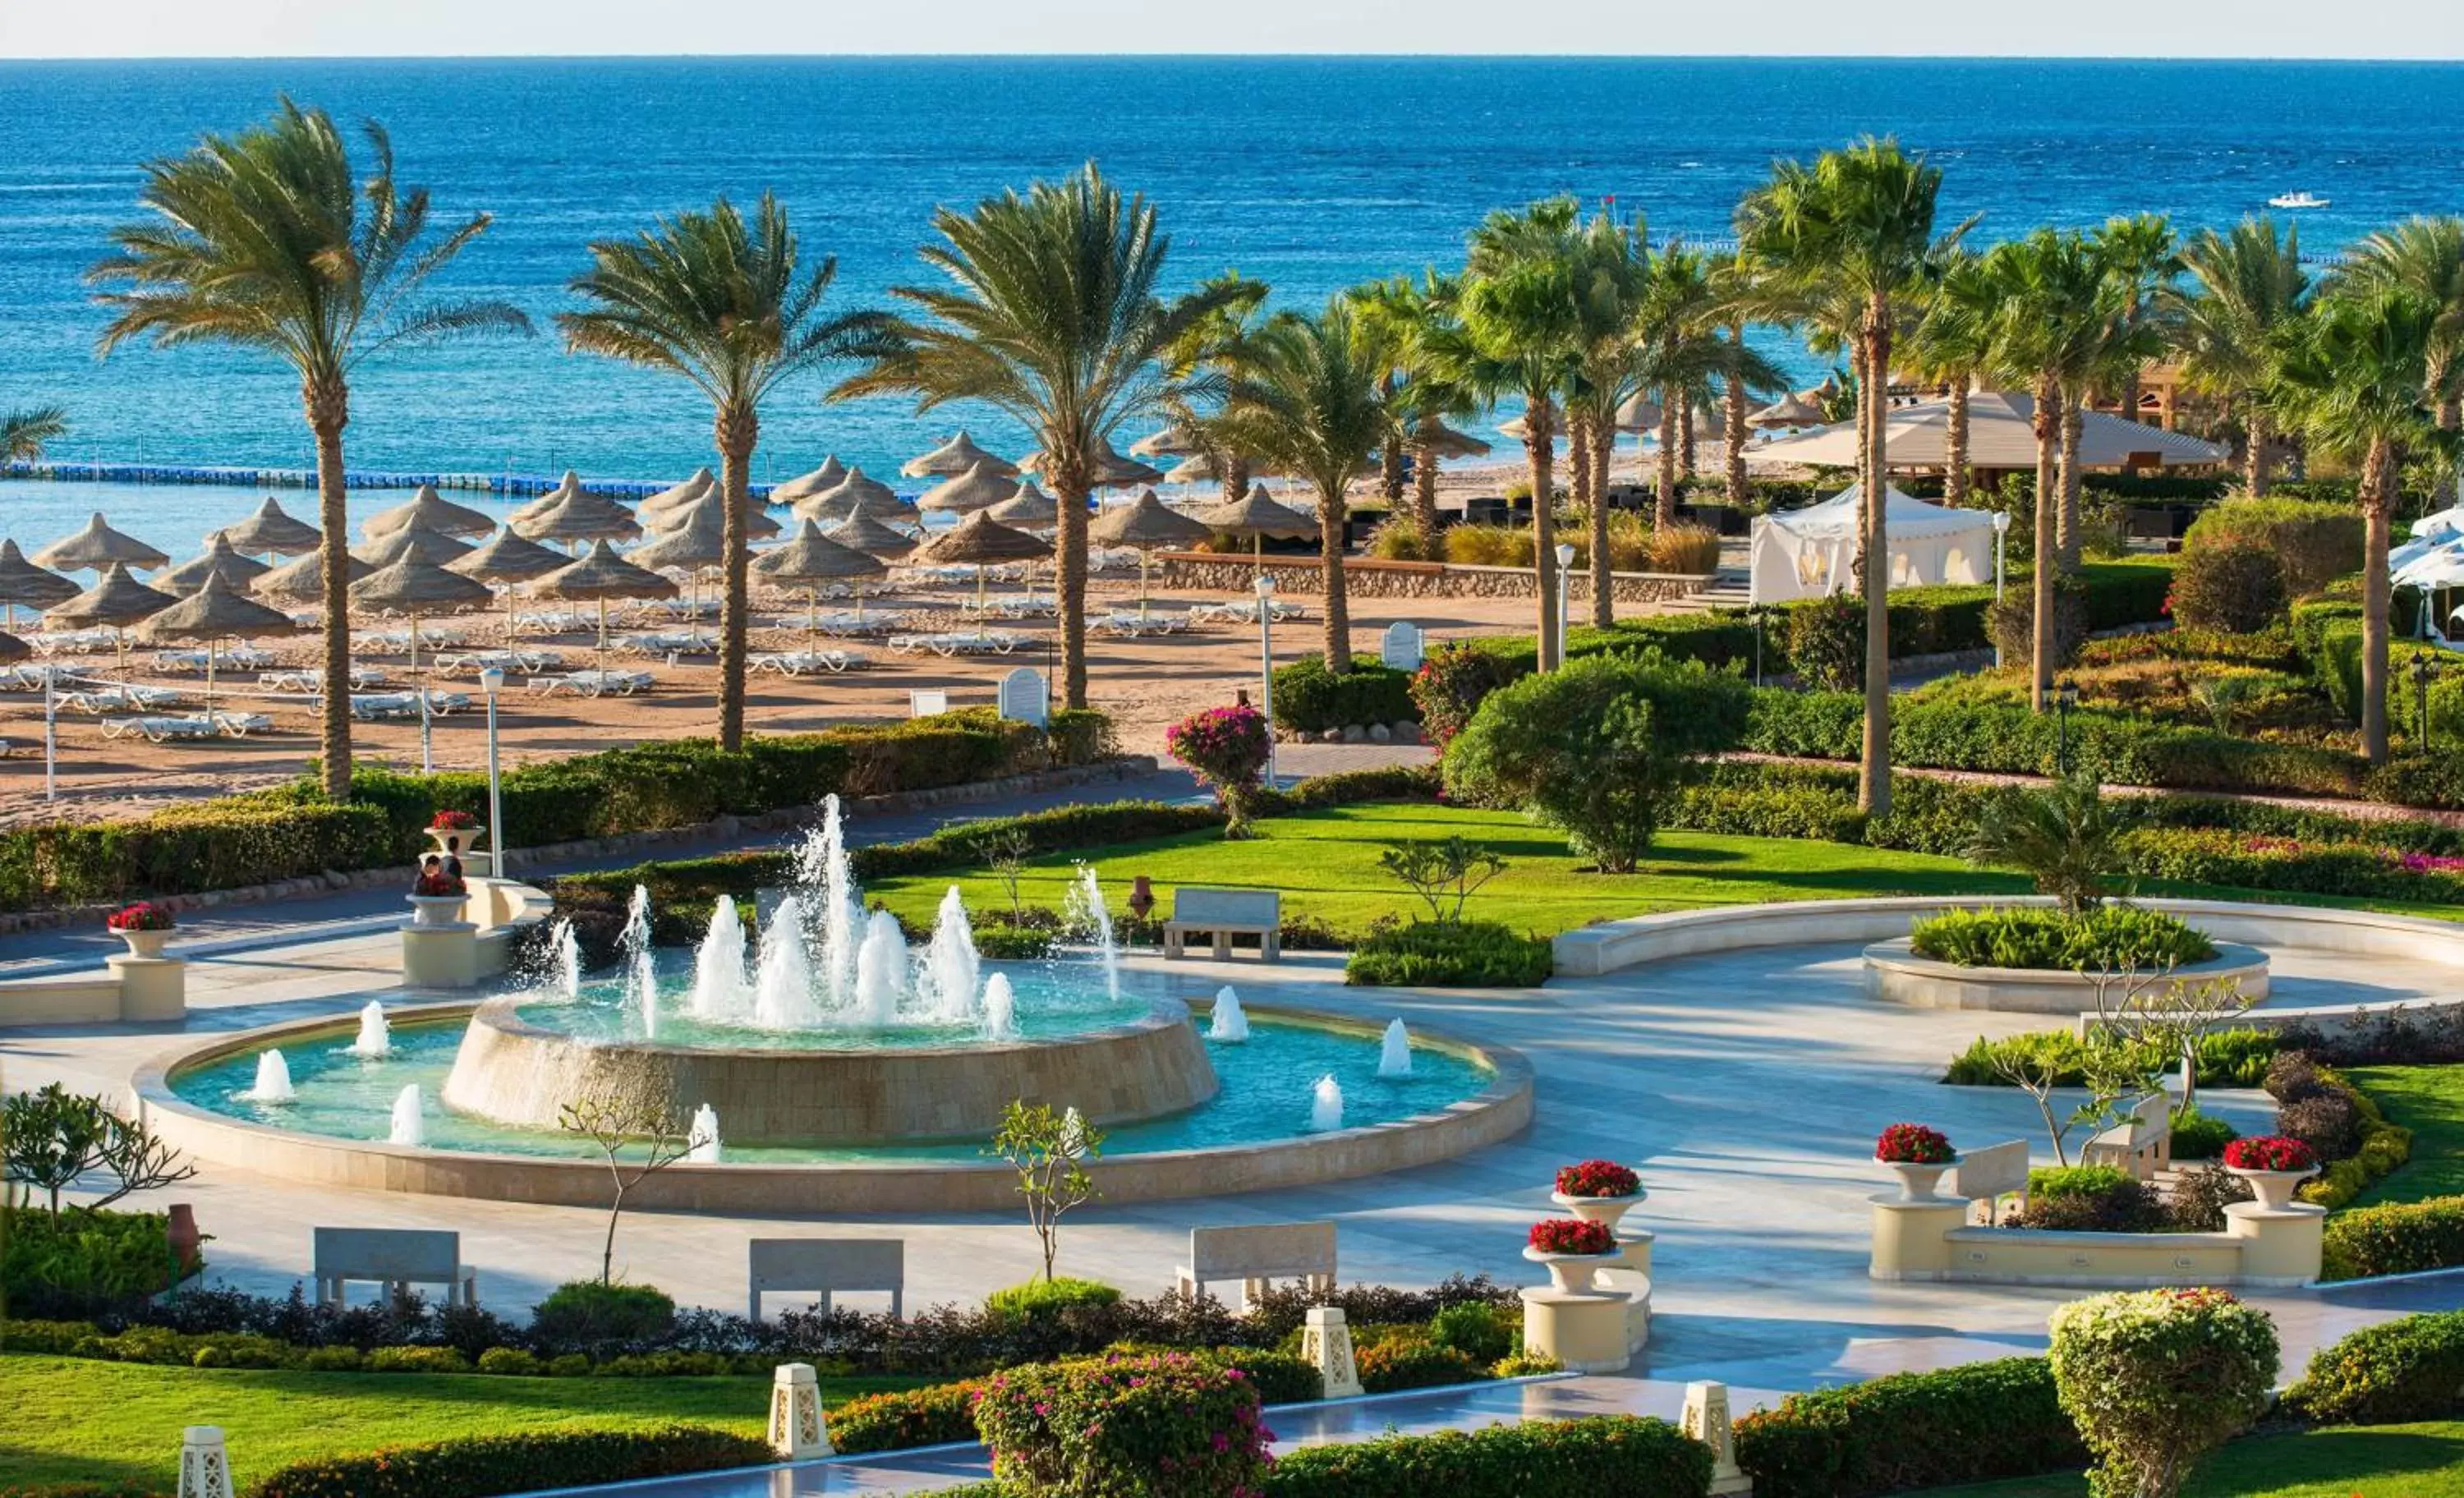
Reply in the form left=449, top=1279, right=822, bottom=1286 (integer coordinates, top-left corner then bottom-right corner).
left=44, top=672, right=56, bottom=802
left=1553, top=542, right=1576, bottom=669
left=479, top=666, right=506, bottom=877
left=1748, top=604, right=1777, bottom=688
left=1989, top=512, right=2012, bottom=667
left=2410, top=650, right=2439, bottom=756
left=2053, top=678, right=2080, bottom=778
left=1254, top=573, right=1278, bottom=789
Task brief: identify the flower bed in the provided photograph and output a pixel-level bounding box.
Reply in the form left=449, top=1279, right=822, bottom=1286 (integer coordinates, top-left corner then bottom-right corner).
left=1906, top=905, right=2217, bottom=971
left=2223, top=1135, right=2315, bottom=1173
left=102, top=903, right=174, bottom=933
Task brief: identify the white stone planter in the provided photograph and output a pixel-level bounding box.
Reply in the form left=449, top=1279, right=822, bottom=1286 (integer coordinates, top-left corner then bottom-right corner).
left=1550, top=1189, right=1643, bottom=1234
left=1878, top=1155, right=1960, bottom=1202
left=114, top=927, right=172, bottom=959
left=1523, top=1245, right=1619, bottom=1293
left=407, top=894, right=467, bottom=928
left=426, top=825, right=486, bottom=861
left=2226, top=1164, right=2317, bottom=1211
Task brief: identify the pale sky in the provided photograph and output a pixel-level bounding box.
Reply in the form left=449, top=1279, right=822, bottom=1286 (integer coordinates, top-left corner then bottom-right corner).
left=1, top=0, right=2458, bottom=60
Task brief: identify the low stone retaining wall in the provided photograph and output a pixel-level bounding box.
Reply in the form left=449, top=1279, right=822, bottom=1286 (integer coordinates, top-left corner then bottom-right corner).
left=1156, top=552, right=1713, bottom=604
left=1862, top=936, right=2271, bottom=1013
left=1873, top=1195, right=2324, bottom=1289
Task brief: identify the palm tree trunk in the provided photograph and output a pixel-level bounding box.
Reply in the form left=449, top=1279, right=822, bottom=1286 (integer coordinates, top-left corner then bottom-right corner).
left=1860, top=303, right=1893, bottom=818
left=1526, top=394, right=1560, bottom=672
left=1320, top=480, right=1351, bottom=672
left=1653, top=391, right=1679, bottom=530
left=2246, top=406, right=2273, bottom=498
left=2438, top=398, right=2460, bottom=512
left=1220, top=452, right=1249, bottom=508
left=1567, top=409, right=1594, bottom=517
left=1055, top=474, right=1092, bottom=709
left=1591, top=417, right=1616, bottom=630
left=715, top=407, right=756, bottom=751
left=1410, top=416, right=1441, bottom=545
left=1723, top=361, right=1749, bottom=510
left=2031, top=374, right=2062, bottom=712
left=2363, top=438, right=2393, bottom=765
left=1377, top=371, right=1404, bottom=507
left=1679, top=391, right=1698, bottom=478
left=2057, top=395, right=2085, bottom=571
left=1944, top=381, right=1970, bottom=508
left=306, top=382, right=352, bottom=800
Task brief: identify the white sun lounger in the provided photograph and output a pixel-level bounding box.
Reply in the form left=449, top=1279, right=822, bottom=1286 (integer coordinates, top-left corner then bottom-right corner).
left=439, top=648, right=564, bottom=674
left=264, top=665, right=395, bottom=693
left=967, top=593, right=1059, bottom=620
left=1098, top=610, right=1190, bottom=637
left=343, top=691, right=471, bottom=720
left=29, top=627, right=117, bottom=655
left=531, top=669, right=655, bottom=698
left=60, top=685, right=183, bottom=715
left=614, top=632, right=711, bottom=655
left=353, top=627, right=467, bottom=652
left=3, top=664, right=82, bottom=689
left=889, top=631, right=1021, bottom=657
left=103, top=715, right=215, bottom=743
left=751, top=650, right=871, bottom=677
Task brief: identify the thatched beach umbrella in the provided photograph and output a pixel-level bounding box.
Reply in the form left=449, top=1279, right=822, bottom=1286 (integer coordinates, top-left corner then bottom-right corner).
left=660, top=491, right=781, bottom=540
left=825, top=512, right=919, bottom=563
left=917, top=460, right=1018, bottom=516
left=1423, top=421, right=1492, bottom=460
left=46, top=563, right=177, bottom=673
left=1129, top=425, right=1205, bottom=458
left=0, top=631, right=28, bottom=665
left=639, top=467, right=715, bottom=518
left=509, top=470, right=587, bottom=526
left=0, top=539, right=80, bottom=632
left=157, top=532, right=271, bottom=596
left=911, top=510, right=1046, bottom=609
left=356, top=524, right=475, bottom=569
left=755, top=518, right=890, bottom=632
left=34, top=512, right=170, bottom=575
left=769, top=456, right=848, bottom=506
left=1163, top=452, right=1222, bottom=485
left=255, top=549, right=371, bottom=604
left=988, top=480, right=1061, bottom=531
left=902, top=430, right=1017, bottom=480
left=793, top=466, right=900, bottom=523
left=624, top=500, right=736, bottom=627
left=361, top=482, right=494, bottom=541
left=1020, top=440, right=1163, bottom=489
left=1192, top=483, right=1317, bottom=582
left=351, top=555, right=495, bottom=770
left=449, top=527, right=568, bottom=642
left=1750, top=393, right=1827, bottom=430
left=222, top=497, right=322, bottom=558
left=522, top=540, right=678, bottom=655
left=1611, top=394, right=1664, bottom=434
left=137, top=574, right=298, bottom=710
left=1091, top=489, right=1211, bottom=618
left=514, top=485, right=643, bottom=550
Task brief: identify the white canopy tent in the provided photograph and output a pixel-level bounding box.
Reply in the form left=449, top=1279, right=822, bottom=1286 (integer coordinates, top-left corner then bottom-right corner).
left=1745, top=391, right=2229, bottom=471
left=1749, top=483, right=2000, bottom=604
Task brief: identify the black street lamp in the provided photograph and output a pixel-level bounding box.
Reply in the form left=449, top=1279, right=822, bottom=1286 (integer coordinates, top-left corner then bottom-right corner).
left=2053, top=678, right=2080, bottom=778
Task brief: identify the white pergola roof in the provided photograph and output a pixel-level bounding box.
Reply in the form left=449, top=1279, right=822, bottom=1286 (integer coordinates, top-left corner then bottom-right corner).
left=1746, top=391, right=2227, bottom=471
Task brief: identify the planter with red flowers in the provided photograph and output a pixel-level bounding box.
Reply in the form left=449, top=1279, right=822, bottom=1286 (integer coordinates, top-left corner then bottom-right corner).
left=1522, top=1216, right=1620, bottom=1293
left=425, top=810, right=487, bottom=863
left=2222, top=1135, right=2319, bottom=1210
left=1874, top=1123, right=1961, bottom=1202
left=104, top=901, right=177, bottom=959
left=1550, top=1159, right=1645, bottom=1234
left=407, top=866, right=471, bottom=927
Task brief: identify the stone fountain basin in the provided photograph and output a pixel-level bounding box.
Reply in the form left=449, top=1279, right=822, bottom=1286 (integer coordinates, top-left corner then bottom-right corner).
left=437, top=994, right=1221, bottom=1146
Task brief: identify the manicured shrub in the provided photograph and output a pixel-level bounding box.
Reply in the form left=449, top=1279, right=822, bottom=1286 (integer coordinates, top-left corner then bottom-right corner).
left=363, top=1344, right=471, bottom=1373
left=973, top=1350, right=1272, bottom=1498
left=972, top=925, right=1056, bottom=960
left=1352, top=1335, right=1485, bottom=1392
left=2047, top=1288, right=2279, bottom=1498
left=986, top=1277, right=1122, bottom=1326
left=1734, top=1357, right=2084, bottom=1498
left=1272, top=656, right=1418, bottom=733
left=1906, top=906, right=2216, bottom=971
left=1271, top=1416, right=1711, bottom=1498
left=2167, top=540, right=2288, bottom=633
left=2167, top=1165, right=2255, bottom=1231
left=1424, top=1302, right=1516, bottom=1364
left=1986, top=578, right=2088, bottom=671
left=2275, top=1092, right=2361, bottom=1161
left=2324, top=1195, right=2464, bottom=1280
left=530, top=1280, right=678, bottom=1347
left=2282, top=1308, right=2464, bottom=1424
left=832, top=1380, right=986, bottom=1454
left=476, top=1346, right=544, bottom=1376
left=1167, top=704, right=1274, bottom=835
left=1046, top=709, right=1116, bottom=767
left=1343, top=920, right=1551, bottom=988
left=2018, top=1167, right=2166, bottom=1233
left=2167, top=1106, right=2237, bottom=1161
left=1409, top=645, right=1523, bottom=749
left=1, top=1207, right=193, bottom=1318
left=249, top=1426, right=770, bottom=1498
left=1787, top=593, right=1867, bottom=690
left=2183, top=495, right=2361, bottom=596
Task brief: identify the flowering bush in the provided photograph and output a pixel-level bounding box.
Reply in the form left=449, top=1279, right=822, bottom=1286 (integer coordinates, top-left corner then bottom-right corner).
left=1165, top=705, right=1273, bottom=837
left=1874, top=1124, right=1955, bottom=1165
left=2223, top=1134, right=2316, bottom=1173
left=103, top=901, right=175, bottom=932
left=413, top=868, right=467, bottom=898
left=427, top=809, right=480, bottom=830
left=1409, top=645, right=1521, bottom=749
left=2048, top=1288, right=2279, bottom=1498
left=1526, top=1218, right=1614, bottom=1255
left=1554, top=1160, right=1640, bottom=1198
left=972, top=1349, right=1272, bottom=1498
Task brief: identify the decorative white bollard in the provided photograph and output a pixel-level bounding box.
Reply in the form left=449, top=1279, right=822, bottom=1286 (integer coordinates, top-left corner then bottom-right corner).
left=178, top=1426, right=233, bottom=1498
left=1682, top=1381, right=1754, bottom=1496
left=1299, top=1306, right=1363, bottom=1399
left=769, top=1362, right=833, bottom=1459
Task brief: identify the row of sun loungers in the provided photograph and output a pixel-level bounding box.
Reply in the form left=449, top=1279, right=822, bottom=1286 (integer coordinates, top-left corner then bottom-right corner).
left=529, top=669, right=655, bottom=698
left=885, top=631, right=1023, bottom=658
left=102, top=711, right=274, bottom=742
left=750, top=650, right=871, bottom=676
left=149, top=646, right=278, bottom=673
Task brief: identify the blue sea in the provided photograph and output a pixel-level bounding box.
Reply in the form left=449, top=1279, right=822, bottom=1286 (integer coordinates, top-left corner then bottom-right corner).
left=4, top=57, right=2464, bottom=557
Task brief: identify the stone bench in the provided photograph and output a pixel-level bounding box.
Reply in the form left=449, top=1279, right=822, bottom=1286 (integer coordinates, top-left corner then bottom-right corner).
left=1174, top=1220, right=1335, bottom=1309
left=1951, top=1138, right=2032, bottom=1225
left=1162, top=887, right=1282, bottom=962
left=313, top=1227, right=476, bottom=1308
left=2082, top=1094, right=2172, bottom=1182
left=748, top=1238, right=904, bottom=1321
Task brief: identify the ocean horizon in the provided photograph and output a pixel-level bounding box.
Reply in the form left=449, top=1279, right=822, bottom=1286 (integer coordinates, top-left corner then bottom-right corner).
left=3, top=55, right=2462, bottom=555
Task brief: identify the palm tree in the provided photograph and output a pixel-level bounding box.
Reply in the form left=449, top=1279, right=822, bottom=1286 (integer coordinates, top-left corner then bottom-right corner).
left=1356, top=269, right=1473, bottom=550
left=2067, top=215, right=2178, bottom=566
left=2273, top=287, right=2460, bottom=764
left=836, top=166, right=1231, bottom=709
left=1207, top=297, right=1395, bottom=671
left=90, top=99, right=526, bottom=798
left=2338, top=217, right=2464, bottom=511
left=2, top=408, right=67, bottom=463
left=1908, top=250, right=1997, bottom=507
left=1433, top=198, right=1586, bottom=671
left=1564, top=209, right=1654, bottom=627
left=1965, top=775, right=2131, bottom=917
left=561, top=194, right=887, bottom=751
left=1165, top=271, right=1273, bottom=506
left=2158, top=218, right=2309, bottom=496
left=1738, top=137, right=1952, bottom=816
left=1636, top=243, right=1723, bottom=531
left=1712, top=250, right=1767, bottom=512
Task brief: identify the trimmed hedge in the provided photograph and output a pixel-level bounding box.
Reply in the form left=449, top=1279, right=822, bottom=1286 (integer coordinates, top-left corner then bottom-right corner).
left=1269, top=1416, right=1712, bottom=1498
left=2323, top=1195, right=2464, bottom=1280
left=1272, top=655, right=1420, bottom=731
left=2282, top=1309, right=2464, bottom=1425
left=1733, top=1356, right=2086, bottom=1498
left=1343, top=920, right=1553, bottom=988
left=248, top=1427, right=770, bottom=1498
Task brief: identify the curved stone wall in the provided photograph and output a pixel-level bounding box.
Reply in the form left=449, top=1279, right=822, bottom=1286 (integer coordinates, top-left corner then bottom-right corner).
left=1862, top=937, right=2271, bottom=1013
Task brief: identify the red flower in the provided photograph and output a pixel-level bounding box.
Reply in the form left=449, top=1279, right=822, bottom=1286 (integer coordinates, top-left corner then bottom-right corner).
left=1874, top=1123, right=1956, bottom=1165
left=428, top=809, right=480, bottom=830
left=105, top=901, right=175, bottom=932
left=1555, top=1159, right=1640, bottom=1198
left=1529, top=1217, right=1615, bottom=1255
left=2224, top=1135, right=2315, bottom=1172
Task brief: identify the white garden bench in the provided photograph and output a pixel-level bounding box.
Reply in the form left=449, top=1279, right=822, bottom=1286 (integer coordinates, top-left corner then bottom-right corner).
left=1163, top=887, right=1283, bottom=961
left=747, top=1238, right=904, bottom=1321
left=2081, top=1094, right=2172, bottom=1182
left=1950, top=1138, right=2032, bottom=1225
left=313, top=1227, right=477, bottom=1308
left=1174, top=1222, right=1336, bottom=1310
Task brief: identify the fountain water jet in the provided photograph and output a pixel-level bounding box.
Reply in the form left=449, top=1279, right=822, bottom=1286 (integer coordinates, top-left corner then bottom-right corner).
left=619, top=885, right=658, bottom=1040
left=553, top=918, right=582, bottom=999
left=690, top=898, right=752, bottom=1023
left=1069, top=866, right=1120, bottom=1003
left=799, top=796, right=861, bottom=1009
left=1310, top=1075, right=1345, bottom=1133
left=687, top=1105, right=723, bottom=1163
left=389, top=1084, right=425, bottom=1146
left=1378, top=1019, right=1412, bottom=1078
left=922, top=886, right=981, bottom=1025
left=241, top=1048, right=295, bottom=1103
left=1209, top=986, right=1249, bottom=1042
left=850, top=910, right=911, bottom=1027
left=981, top=972, right=1019, bottom=1041
left=347, top=1002, right=392, bottom=1059
left=752, top=897, right=821, bottom=1031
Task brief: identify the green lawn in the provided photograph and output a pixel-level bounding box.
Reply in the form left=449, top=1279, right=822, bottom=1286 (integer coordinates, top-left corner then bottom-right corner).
left=0, top=1353, right=924, bottom=1488
left=1915, top=1421, right=2464, bottom=1496
left=865, top=801, right=2464, bottom=940
left=2349, top=1064, right=2464, bottom=1208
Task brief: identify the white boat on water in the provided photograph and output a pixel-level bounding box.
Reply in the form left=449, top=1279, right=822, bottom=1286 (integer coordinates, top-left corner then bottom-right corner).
left=2269, top=191, right=2331, bottom=209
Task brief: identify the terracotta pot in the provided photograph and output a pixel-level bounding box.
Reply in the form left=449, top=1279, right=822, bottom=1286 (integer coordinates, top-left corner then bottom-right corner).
left=166, top=1203, right=200, bottom=1275
left=115, top=928, right=171, bottom=960
left=1127, top=875, right=1155, bottom=921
